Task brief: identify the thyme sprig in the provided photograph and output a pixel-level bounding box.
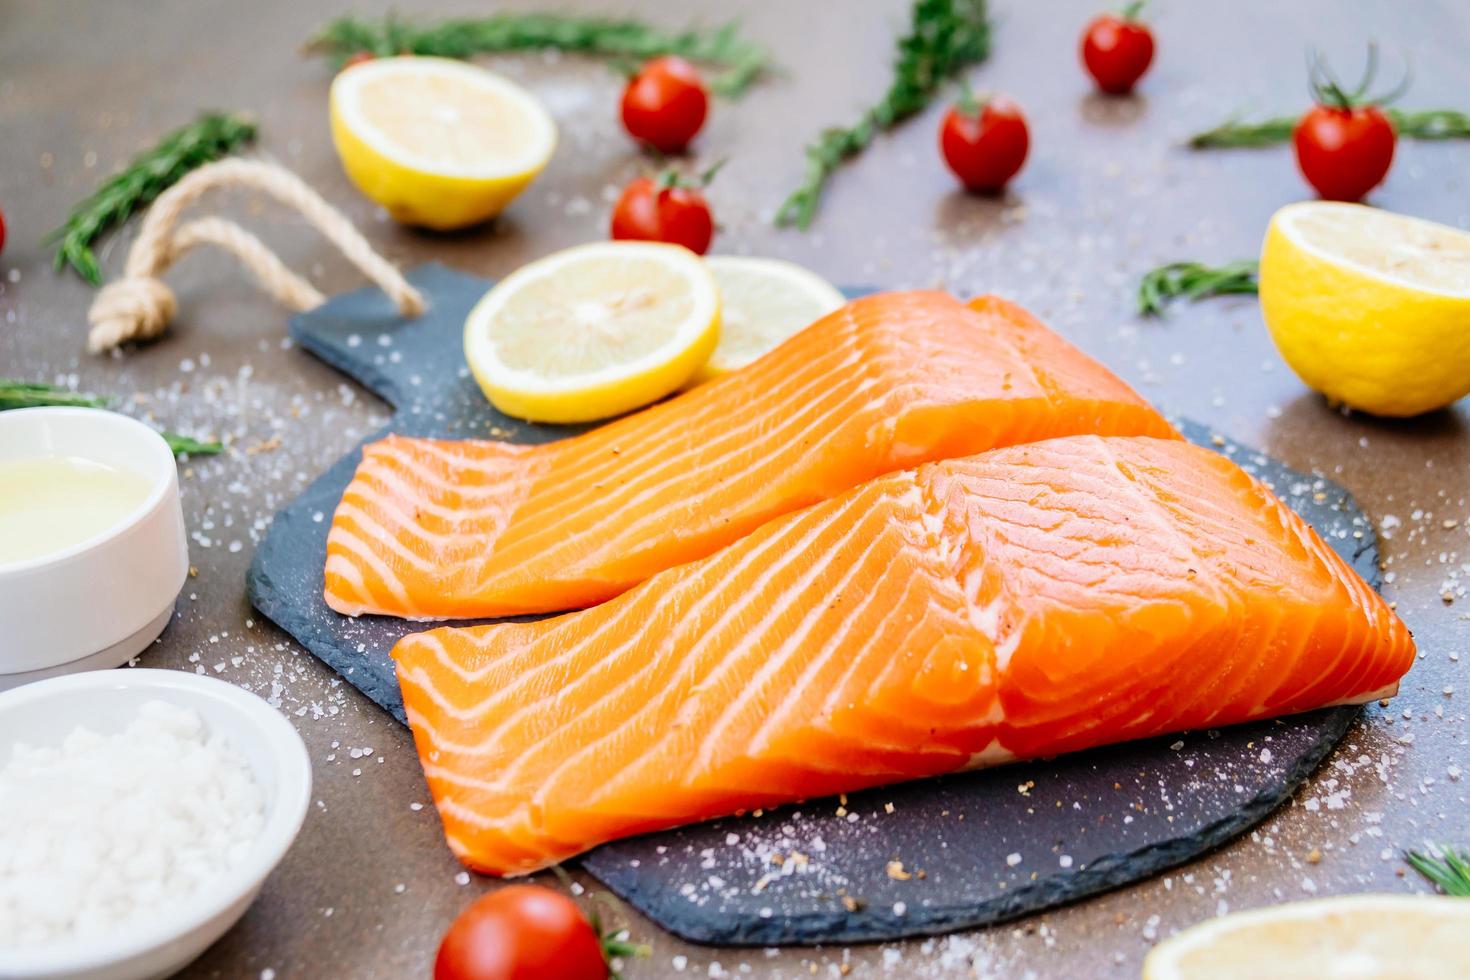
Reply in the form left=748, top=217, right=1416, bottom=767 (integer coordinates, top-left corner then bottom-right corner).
left=1408, top=846, right=1470, bottom=897
left=0, top=379, right=223, bottom=459
left=1138, top=260, right=1258, bottom=316
left=45, top=113, right=257, bottom=285
left=306, top=14, right=771, bottom=98
left=774, top=0, right=991, bottom=230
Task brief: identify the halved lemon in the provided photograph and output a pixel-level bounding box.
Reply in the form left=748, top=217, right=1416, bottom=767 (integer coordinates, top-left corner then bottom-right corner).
left=464, top=242, right=720, bottom=423
left=1259, top=201, right=1470, bottom=417
left=329, top=56, right=556, bottom=229
left=695, top=256, right=847, bottom=382
left=1143, top=894, right=1470, bottom=980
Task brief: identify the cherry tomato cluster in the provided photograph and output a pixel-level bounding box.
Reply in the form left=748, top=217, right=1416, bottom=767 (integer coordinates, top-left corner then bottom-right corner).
left=933, top=8, right=1398, bottom=204
left=935, top=4, right=1157, bottom=194
left=614, top=57, right=719, bottom=254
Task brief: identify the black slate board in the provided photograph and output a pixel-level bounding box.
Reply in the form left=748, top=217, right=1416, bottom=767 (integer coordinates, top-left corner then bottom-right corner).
left=248, top=266, right=1380, bottom=944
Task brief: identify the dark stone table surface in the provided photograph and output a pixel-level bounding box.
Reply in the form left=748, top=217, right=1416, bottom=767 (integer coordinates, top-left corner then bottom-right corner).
left=2, top=1, right=1466, bottom=976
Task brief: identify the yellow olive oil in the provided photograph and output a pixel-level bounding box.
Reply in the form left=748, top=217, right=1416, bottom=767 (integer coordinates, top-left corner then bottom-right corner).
left=0, top=456, right=154, bottom=564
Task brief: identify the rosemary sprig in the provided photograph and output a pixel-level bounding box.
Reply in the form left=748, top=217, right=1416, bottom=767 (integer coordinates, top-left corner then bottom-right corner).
left=0, top=380, right=109, bottom=411
left=1189, top=106, right=1470, bottom=148
left=1187, top=116, right=1297, bottom=149
left=1387, top=107, right=1470, bottom=140
left=774, top=0, right=991, bottom=229
left=1408, top=846, right=1470, bottom=897
left=306, top=14, right=771, bottom=98
left=1138, top=260, right=1259, bottom=316
left=1191, top=44, right=1470, bottom=148
left=161, top=433, right=225, bottom=457
left=45, top=112, right=257, bottom=285
left=0, top=379, right=224, bottom=459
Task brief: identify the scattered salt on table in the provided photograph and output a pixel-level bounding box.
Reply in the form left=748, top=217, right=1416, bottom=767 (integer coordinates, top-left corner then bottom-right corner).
left=0, top=700, right=265, bottom=949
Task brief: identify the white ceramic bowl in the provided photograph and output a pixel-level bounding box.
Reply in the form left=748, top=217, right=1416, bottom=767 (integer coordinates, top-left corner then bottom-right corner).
left=0, top=408, right=189, bottom=688
left=0, top=669, right=313, bottom=980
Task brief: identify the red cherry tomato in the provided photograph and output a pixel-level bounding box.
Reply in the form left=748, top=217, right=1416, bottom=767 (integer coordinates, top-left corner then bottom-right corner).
left=610, top=175, right=715, bottom=254
left=620, top=56, right=709, bottom=155
left=0, top=205, right=6, bottom=258
left=939, top=95, right=1030, bottom=193
left=434, top=885, right=606, bottom=980
left=1293, top=104, right=1396, bottom=202
left=1081, top=11, right=1155, bottom=95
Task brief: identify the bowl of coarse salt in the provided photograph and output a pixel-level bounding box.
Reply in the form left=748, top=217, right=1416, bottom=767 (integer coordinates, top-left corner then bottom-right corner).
left=0, top=669, right=312, bottom=980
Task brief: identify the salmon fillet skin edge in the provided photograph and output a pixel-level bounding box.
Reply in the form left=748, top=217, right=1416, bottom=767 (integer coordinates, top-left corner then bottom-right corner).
left=324, top=290, right=1179, bottom=620
left=393, top=436, right=1415, bottom=876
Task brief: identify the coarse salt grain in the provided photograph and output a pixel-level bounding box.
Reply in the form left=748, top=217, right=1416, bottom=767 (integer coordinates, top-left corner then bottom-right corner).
left=0, top=701, right=264, bottom=949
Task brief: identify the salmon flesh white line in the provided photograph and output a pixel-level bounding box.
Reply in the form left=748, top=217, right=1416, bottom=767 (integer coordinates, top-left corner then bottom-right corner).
left=392, top=435, right=1416, bottom=876
left=324, top=290, right=1180, bottom=620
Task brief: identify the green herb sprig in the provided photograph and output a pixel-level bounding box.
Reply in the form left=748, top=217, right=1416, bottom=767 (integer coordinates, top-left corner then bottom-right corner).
left=1187, top=116, right=1297, bottom=149
left=774, top=0, right=991, bottom=230
left=306, top=14, right=771, bottom=98
left=160, top=432, right=225, bottom=457
left=0, top=379, right=224, bottom=458
left=1138, top=260, right=1259, bottom=316
left=46, top=113, right=257, bottom=285
left=1190, top=46, right=1469, bottom=148
left=0, top=381, right=109, bottom=411
left=1189, top=106, right=1470, bottom=149
left=1408, top=846, right=1470, bottom=897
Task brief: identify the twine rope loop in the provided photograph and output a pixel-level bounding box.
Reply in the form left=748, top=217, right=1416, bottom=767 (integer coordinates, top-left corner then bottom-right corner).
left=87, top=158, right=424, bottom=353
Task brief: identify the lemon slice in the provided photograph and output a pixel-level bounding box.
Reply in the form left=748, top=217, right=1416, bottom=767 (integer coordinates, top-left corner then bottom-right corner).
left=329, top=56, right=556, bottom=230
left=464, top=242, right=720, bottom=423
left=1143, top=894, right=1470, bottom=980
left=1259, top=201, right=1470, bottom=417
left=695, top=257, right=847, bottom=381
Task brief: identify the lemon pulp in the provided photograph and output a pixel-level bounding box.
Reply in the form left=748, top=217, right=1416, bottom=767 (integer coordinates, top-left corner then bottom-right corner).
left=698, top=256, right=846, bottom=381
left=1143, top=894, right=1470, bottom=980
left=463, top=242, right=720, bottom=424
left=329, top=57, right=556, bottom=229
left=1258, top=201, right=1470, bottom=417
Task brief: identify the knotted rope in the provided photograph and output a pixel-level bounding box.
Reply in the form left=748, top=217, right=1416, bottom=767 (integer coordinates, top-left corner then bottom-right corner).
left=87, top=158, right=425, bottom=353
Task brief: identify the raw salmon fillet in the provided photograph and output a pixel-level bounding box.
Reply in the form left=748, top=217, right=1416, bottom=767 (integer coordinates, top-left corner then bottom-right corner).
left=394, top=436, right=1414, bottom=875
left=325, top=291, right=1177, bottom=619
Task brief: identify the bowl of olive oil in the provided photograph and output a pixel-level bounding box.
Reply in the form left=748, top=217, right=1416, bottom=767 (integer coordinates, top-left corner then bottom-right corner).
left=0, top=408, right=187, bottom=687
